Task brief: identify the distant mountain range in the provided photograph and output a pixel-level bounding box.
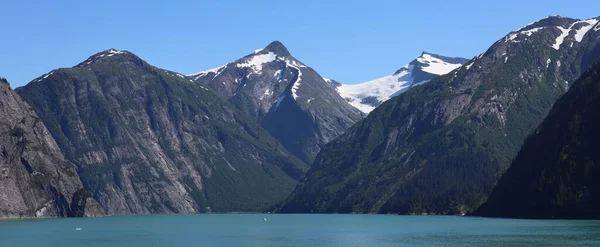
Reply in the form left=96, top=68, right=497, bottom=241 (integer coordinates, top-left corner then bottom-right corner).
left=335, top=52, right=469, bottom=113
left=2, top=14, right=600, bottom=219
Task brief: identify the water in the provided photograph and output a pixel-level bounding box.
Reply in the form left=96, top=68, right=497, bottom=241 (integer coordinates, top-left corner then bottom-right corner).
left=1, top=214, right=600, bottom=246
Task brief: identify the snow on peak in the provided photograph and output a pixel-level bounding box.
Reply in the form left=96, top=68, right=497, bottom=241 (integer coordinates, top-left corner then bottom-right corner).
left=336, top=53, right=467, bottom=113
left=236, top=52, right=278, bottom=74
left=416, top=53, right=464, bottom=75
left=32, top=71, right=56, bottom=82
left=505, top=27, right=545, bottom=43
left=552, top=26, right=572, bottom=50
left=574, top=19, right=599, bottom=42
left=76, top=49, right=130, bottom=67
left=107, top=49, right=125, bottom=55
left=188, top=65, right=227, bottom=80
left=552, top=18, right=599, bottom=50
left=336, top=69, right=412, bottom=113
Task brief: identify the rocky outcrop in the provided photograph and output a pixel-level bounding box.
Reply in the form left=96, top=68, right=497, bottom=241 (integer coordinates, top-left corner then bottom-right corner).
left=0, top=78, right=104, bottom=218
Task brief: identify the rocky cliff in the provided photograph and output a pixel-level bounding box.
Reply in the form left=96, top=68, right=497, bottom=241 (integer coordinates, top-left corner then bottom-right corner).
left=0, top=78, right=104, bottom=218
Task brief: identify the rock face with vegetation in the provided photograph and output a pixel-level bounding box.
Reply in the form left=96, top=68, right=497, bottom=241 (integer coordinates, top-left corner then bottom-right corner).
left=0, top=78, right=104, bottom=218
left=16, top=49, right=307, bottom=215
left=190, top=41, right=364, bottom=164
left=474, top=60, right=600, bottom=219
left=279, top=16, right=600, bottom=214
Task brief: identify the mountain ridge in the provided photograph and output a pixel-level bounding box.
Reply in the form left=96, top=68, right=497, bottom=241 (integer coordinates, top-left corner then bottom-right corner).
left=335, top=52, right=469, bottom=113
left=189, top=41, right=364, bottom=164
left=278, top=15, right=600, bottom=215
left=17, top=49, right=308, bottom=215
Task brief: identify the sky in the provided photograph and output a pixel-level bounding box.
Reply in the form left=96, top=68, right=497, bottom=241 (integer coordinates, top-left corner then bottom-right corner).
left=1, top=0, right=599, bottom=88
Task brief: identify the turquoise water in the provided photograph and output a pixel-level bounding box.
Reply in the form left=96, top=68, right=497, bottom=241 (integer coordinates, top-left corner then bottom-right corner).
left=1, top=214, right=599, bottom=246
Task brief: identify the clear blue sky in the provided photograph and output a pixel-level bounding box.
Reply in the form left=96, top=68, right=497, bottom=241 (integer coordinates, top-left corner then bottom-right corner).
left=1, top=0, right=599, bottom=87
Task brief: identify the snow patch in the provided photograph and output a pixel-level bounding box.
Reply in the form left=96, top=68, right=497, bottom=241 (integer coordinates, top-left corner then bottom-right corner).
left=465, top=62, right=474, bottom=70
left=188, top=65, right=226, bottom=80
left=236, top=52, right=277, bottom=73
left=546, top=58, right=552, bottom=68
left=505, top=27, right=545, bottom=43
left=307, top=98, right=314, bottom=104
left=552, top=19, right=599, bottom=50
left=42, top=71, right=54, bottom=79
left=504, top=57, right=508, bottom=63
left=552, top=26, right=571, bottom=50
left=337, top=68, right=413, bottom=113
left=417, top=54, right=463, bottom=74
left=291, top=68, right=303, bottom=99
left=574, top=19, right=599, bottom=42
left=260, top=88, right=272, bottom=100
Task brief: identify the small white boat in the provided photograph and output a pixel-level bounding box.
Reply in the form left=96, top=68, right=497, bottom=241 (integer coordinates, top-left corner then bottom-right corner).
left=263, top=218, right=267, bottom=221
left=75, top=227, right=82, bottom=231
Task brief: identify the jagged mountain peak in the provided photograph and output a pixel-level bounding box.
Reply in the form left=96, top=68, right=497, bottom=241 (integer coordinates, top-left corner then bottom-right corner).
left=258, top=41, right=291, bottom=57
left=189, top=41, right=363, bottom=164
left=188, top=41, right=303, bottom=80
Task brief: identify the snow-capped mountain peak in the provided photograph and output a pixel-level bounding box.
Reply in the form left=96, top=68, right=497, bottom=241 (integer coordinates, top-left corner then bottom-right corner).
left=187, top=41, right=364, bottom=163
left=505, top=16, right=600, bottom=50
left=336, top=52, right=469, bottom=113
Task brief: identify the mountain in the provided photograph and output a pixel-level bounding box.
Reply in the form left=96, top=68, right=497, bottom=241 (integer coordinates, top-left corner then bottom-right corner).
left=278, top=16, right=600, bottom=214
left=0, top=78, right=104, bottom=218
left=474, top=60, right=600, bottom=219
left=16, top=49, right=307, bottom=215
left=189, top=41, right=364, bottom=164
left=336, top=52, right=469, bottom=113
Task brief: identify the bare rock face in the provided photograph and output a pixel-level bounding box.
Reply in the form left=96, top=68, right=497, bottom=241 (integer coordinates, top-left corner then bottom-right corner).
left=0, top=78, right=104, bottom=218
left=16, top=50, right=307, bottom=215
